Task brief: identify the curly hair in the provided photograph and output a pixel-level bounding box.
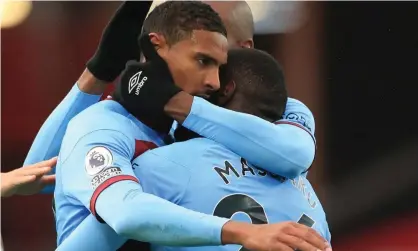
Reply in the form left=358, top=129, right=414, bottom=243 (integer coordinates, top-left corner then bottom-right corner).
left=222, top=48, right=288, bottom=122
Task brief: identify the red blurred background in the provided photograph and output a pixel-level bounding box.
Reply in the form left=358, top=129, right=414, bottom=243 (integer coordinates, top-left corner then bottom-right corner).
left=2, top=1, right=418, bottom=251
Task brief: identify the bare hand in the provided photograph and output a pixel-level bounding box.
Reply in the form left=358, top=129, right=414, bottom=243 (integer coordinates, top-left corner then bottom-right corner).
left=242, top=221, right=331, bottom=251
left=1, top=157, right=57, bottom=197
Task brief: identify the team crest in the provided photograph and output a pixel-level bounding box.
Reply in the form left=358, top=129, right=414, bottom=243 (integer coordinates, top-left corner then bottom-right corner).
left=284, top=112, right=312, bottom=134
left=85, top=146, right=113, bottom=176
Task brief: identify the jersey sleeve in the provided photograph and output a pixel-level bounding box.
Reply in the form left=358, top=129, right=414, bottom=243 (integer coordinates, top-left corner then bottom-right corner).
left=278, top=98, right=316, bottom=142
left=24, top=83, right=101, bottom=193
left=60, top=128, right=137, bottom=219
left=275, top=97, right=317, bottom=174
left=58, top=180, right=229, bottom=248
left=56, top=215, right=126, bottom=251
left=182, top=97, right=316, bottom=178
left=60, top=129, right=229, bottom=247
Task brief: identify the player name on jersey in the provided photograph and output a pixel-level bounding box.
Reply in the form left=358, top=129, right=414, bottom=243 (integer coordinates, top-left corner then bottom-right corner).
left=290, top=176, right=317, bottom=208
left=214, top=158, right=286, bottom=185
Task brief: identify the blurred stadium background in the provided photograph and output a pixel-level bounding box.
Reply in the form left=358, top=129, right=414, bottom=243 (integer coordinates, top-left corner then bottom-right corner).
left=1, top=1, right=418, bottom=250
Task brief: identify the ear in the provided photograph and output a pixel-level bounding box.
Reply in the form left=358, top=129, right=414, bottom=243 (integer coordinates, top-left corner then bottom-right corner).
left=139, top=53, right=146, bottom=63
left=146, top=32, right=169, bottom=57
left=217, top=80, right=236, bottom=106
left=239, top=39, right=254, bottom=49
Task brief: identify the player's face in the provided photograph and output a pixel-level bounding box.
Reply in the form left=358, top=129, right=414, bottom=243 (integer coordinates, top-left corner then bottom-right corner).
left=159, top=30, right=228, bottom=98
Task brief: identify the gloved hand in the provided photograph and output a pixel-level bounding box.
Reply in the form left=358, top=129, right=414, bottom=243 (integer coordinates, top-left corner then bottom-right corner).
left=113, top=34, right=182, bottom=132
left=86, top=1, right=152, bottom=82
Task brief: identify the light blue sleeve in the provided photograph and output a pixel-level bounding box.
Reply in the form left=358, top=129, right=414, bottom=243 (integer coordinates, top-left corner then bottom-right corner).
left=96, top=180, right=228, bottom=246
left=56, top=127, right=132, bottom=250
left=56, top=216, right=126, bottom=251
left=182, top=97, right=316, bottom=178
left=24, top=83, right=101, bottom=193
left=57, top=179, right=228, bottom=250
left=276, top=97, right=317, bottom=175
left=60, top=130, right=229, bottom=247
left=57, top=182, right=227, bottom=249
left=60, top=129, right=136, bottom=212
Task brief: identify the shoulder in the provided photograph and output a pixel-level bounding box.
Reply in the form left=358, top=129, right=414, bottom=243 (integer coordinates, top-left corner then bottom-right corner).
left=155, top=138, right=212, bottom=155
left=60, top=102, right=140, bottom=162
left=144, top=138, right=235, bottom=170
left=67, top=101, right=137, bottom=140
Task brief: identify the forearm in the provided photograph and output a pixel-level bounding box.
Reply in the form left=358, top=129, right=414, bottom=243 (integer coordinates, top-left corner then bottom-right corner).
left=167, top=96, right=314, bottom=178
left=76, top=68, right=109, bottom=95
left=164, top=91, right=193, bottom=124
left=96, top=180, right=229, bottom=246
left=56, top=208, right=249, bottom=251
left=56, top=215, right=126, bottom=251
left=24, top=83, right=101, bottom=167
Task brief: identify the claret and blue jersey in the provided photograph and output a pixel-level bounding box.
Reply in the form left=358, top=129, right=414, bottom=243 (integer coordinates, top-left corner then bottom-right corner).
left=133, top=137, right=331, bottom=251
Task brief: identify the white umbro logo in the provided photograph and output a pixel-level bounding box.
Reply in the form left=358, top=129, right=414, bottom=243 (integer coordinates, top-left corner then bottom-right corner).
left=128, top=71, right=148, bottom=95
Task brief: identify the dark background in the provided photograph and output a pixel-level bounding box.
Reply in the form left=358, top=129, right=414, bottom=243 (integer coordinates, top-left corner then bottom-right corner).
left=2, top=1, right=418, bottom=250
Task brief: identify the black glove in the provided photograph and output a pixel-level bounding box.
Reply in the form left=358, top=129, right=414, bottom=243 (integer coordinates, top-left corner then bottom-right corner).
left=113, top=34, right=182, bottom=132
left=174, top=125, right=201, bottom=142
left=86, top=1, right=152, bottom=82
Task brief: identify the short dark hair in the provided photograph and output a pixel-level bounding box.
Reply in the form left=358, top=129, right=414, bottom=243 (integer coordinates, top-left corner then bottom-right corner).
left=142, top=1, right=227, bottom=45
left=222, top=48, right=287, bottom=122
